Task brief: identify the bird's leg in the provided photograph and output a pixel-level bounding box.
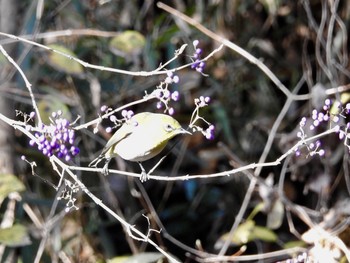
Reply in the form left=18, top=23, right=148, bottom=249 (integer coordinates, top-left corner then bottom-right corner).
left=89, top=155, right=103, bottom=167
left=138, top=162, right=148, bottom=182
left=138, top=156, right=166, bottom=182
left=102, top=158, right=111, bottom=176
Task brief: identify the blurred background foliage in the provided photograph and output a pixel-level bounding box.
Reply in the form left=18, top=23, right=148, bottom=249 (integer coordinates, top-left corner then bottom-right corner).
left=1, top=0, right=350, bottom=262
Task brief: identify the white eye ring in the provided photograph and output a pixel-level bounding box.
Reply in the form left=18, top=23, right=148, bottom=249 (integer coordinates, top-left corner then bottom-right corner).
left=164, top=123, right=174, bottom=132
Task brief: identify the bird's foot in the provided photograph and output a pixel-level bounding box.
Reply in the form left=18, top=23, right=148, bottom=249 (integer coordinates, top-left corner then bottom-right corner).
left=139, top=163, right=148, bottom=182
left=140, top=170, right=149, bottom=182
left=102, top=160, right=110, bottom=176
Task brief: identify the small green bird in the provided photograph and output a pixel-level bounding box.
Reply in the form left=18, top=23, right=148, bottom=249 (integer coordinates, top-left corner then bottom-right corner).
left=89, top=112, right=190, bottom=181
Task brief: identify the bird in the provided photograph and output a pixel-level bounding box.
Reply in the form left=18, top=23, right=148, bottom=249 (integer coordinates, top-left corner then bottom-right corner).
left=89, top=112, right=190, bottom=181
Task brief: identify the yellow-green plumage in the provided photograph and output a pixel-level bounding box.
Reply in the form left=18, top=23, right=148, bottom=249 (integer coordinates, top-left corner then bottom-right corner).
left=89, top=112, right=189, bottom=180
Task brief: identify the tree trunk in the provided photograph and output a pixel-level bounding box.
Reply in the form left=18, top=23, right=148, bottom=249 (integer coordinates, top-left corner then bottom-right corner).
left=0, top=0, right=19, bottom=174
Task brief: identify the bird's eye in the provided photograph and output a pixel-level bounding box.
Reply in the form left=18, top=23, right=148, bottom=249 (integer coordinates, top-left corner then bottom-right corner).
left=164, top=123, right=174, bottom=132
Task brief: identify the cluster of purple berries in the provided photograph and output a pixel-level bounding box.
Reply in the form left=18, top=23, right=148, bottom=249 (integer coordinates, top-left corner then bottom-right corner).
left=191, top=40, right=206, bottom=73
left=195, top=96, right=211, bottom=107
left=100, top=105, right=111, bottom=113
left=104, top=109, right=135, bottom=133
left=204, top=125, right=215, bottom=140
left=307, top=99, right=350, bottom=130
left=296, top=99, right=350, bottom=157
left=165, top=71, right=179, bottom=84
left=29, top=111, right=80, bottom=161
left=121, top=109, right=134, bottom=119
left=190, top=96, right=215, bottom=140
left=155, top=82, right=180, bottom=115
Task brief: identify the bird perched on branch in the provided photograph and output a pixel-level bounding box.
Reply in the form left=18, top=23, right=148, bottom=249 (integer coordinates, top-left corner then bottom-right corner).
left=89, top=112, right=190, bottom=181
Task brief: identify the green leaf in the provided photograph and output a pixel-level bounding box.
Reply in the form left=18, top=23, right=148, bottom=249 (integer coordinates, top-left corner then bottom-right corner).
left=283, top=240, right=307, bottom=249
left=247, top=202, right=264, bottom=221
left=219, top=220, right=278, bottom=245
left=0, top=174, right=25, bottom=201
left=109, top=30, right=146, bottom=57
left=47, top=44, right=84, bottom=75
left=267, top=199, right=284, bottom=229
left=252, top=225, right=278, bottom=242
left=220, top=220, right=255, bottom=245
left=0, top=224, right=31, bottom=247
left=107, top=255, right=129, bottom=263
left=37, top=95, right=71, bottom=125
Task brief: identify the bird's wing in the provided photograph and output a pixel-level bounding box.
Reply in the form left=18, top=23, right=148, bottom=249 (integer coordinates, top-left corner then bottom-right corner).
left=89, top=113, right=152, bottom=167
left=99, top=122, right=134, bottom=156
left=89, top=121, right=136, bottom=167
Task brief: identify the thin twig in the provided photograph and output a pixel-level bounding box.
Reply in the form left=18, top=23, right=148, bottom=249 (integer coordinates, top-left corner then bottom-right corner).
left=0, top=45, right=42, bottom=126
left=0, top=28, right=120, bottom=45
left=156, top=2, right=311, bottom=102
left=0, top=31, right=222, bottom=78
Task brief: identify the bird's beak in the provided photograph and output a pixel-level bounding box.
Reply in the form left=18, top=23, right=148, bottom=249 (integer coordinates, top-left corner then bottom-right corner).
left=179, top=128, right=192, bottom=135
